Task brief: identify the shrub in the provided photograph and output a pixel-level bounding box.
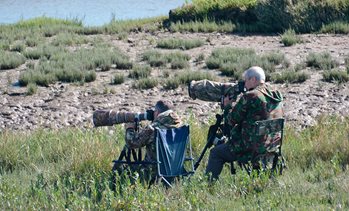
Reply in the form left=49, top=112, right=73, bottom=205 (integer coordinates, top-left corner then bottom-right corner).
left=320, top=21, right=349, bottom=34
left=26, top=83, right=38, bottom=95
left=195, top=53, right=205, bottom=62
left=0, top=51, right=26, bottom=70
left=51, top=32, right=89, bottom=46
left=111, top=73, right=125, bottom=85
left=157, top=38, right=204, bottom=50
left=281, top=29, right=302, bottom=46
left=206, top=48, right=287, bottom=79
left=271, top=71, right=310, bottom=83
left=176, top=69, right=216, bottom=84
left=163, top=78, right=181, bottom=90
left=19, top=69, right=57, bottom=86
left=132, top=78, right=158, bottom=89
left=171, top=59, right=190, bottom=69
left=169, top=20, right=236, bottom=33
left=129, top=65, right=152, bottom=79
left=306, top=52, right=338, bottom=70
left=10, top=41, right=26, bottom=52
left=322, top=70, right=349, bottom=83
left=23, top=45, right=65, bottom=59
left=142, top=50, right=168, bottom=67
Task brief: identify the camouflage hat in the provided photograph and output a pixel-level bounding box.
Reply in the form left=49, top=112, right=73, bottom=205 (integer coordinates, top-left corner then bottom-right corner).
left=155, top=100, right=173, bottom=113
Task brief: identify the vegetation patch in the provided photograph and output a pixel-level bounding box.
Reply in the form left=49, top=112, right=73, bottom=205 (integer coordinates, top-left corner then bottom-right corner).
left=26, top=83, right=38, bottom=95
left=19, top=46, right=129, bottom=86
left=206, top=48, right=288, bottom=80
left=306, top=52, right=338, bottom=70
left=0, top=50, right=26, bottom=70
left=163, top=70, right=216, bottom=90
left=271, top=71, right=310, bottom=83
left=0, top=116, right=349, bottom=209
left=169, top=0, right=349, bottom=33
left=320, top=21, right=349, bottom=34
left=111, top=73, right=125, bottom=85
left=281, top=29, right=302, bottom=46
left=157, top=38, right=204, bottom=50
left=104, top=16, right=166, bottom=34
left=129, top=65, right=152, bottom=79
left=132, top=78, right=158, bottom=89
left=51, top=32, right=90, bottom=46
left=169, top=20, right=235, bottom=33
left=142, top=50, right=190, bottom=69
left=322, top=69, right=349, bottom=83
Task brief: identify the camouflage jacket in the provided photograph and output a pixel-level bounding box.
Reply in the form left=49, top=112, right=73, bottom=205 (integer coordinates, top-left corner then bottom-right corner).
left=125, top=110, right=182, bottom=162
left=225, top=83, right=283, bottom=162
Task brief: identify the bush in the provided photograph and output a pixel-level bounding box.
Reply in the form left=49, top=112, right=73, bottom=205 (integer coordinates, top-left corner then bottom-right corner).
left=320, top=21, right=349, bottom=34
left=271, top=71, right=310, bottom=83
left=157, top=38, right=204, bottom=50
left=51, top=32, right=89, bottom=46
left=281, top=29, right=302, bottom=46
left=26, top=83, right=38, bottom=95
left=163, top=78, right=181, bottom=90
left=10, top=41, right=26, bottom=52
left=111, top=73, right=125, bottom=85
left=169, top=20, right=236, bottom=33
left=132, top=78, right=158, bottom=89
left=171, top=59, right=190, bottom=69
left=0, top=51, right=26, bottom=70
left=142, top=50, right=168, bottom=67
left=206, top=48, right=288, bottom=79
left=322, top=70, right=349, bottom=83
left=306, top=52, right=338, bottom=70
left=129, top=65, right=152, bottom=79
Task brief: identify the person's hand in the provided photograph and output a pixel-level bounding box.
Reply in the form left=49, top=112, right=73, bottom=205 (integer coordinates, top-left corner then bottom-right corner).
left=213, top=136, right=226, bottom=146
left=223, top=95, right=233, bottom=107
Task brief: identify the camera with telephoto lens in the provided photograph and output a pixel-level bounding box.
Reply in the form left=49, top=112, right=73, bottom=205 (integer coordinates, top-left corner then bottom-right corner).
left=93, top=109, right=154, bottom=127
left=188, top=79, right=246, bottom=103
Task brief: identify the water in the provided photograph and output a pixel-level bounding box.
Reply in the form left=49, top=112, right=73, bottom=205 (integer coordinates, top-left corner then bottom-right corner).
left=0, top=0, right=188, bottom=26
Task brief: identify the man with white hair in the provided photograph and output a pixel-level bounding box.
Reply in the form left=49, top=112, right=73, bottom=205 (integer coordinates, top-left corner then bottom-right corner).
left=206, top=66, right=284, bottom=180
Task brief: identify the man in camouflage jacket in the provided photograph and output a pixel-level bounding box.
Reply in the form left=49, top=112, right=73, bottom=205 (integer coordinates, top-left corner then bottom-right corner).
left=125, top=100, right=182, bottom=163
left=206, top=66, right=284, bottom=180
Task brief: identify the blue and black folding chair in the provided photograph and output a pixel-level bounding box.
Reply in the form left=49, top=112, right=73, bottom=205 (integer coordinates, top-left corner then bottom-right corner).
left=155, top=124, right=195, bottom=187
left=112, top=124, right=194, bottom=188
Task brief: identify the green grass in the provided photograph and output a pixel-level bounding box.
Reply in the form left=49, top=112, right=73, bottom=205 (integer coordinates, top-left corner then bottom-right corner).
left=142, top=50, right=191, bottom=68
left=0, top=50, right=26, bottom=70
left=322, top=69, right=349, bottom=83
left=320, top=21, right=349, bottom=34
left=281, top=29, right=302, bottom=46
left=163, top=69, right=216, bottom=90
left=128, top=65, right=152, bottom=79
left=132, top=78, right=158, bottom=89
left=157, top=38, right=205, bottom=50
left=306, top=52, right=338, bottom=70
left=169, top=20, right=236, bottom=33
left=0, top=116, right=349, bottom=209
left=271, top=71, right=310, bottom=83
left=111, top=73, right=125, bottom=85
left=206, top=48, right=288, bottom=80
left=26, top=83, right=38, bottom=95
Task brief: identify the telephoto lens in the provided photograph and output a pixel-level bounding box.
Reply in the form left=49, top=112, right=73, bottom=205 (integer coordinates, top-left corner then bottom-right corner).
left=92, top=110, right=152, bottom=127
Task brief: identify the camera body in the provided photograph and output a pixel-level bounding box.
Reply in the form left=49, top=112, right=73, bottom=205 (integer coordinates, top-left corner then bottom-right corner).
left=93, top=109, right=154, bottom=127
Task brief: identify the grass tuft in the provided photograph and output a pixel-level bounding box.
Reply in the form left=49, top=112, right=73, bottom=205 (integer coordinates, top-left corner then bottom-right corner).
left=306, top=52, right=338, bottom=70
left=322, top=69, right=349, bottom=83
left=157, top=38, right=204, bottom=50
left=280, top=29, right=302, bottom=46
left=0, top=50, right=26, bottom=70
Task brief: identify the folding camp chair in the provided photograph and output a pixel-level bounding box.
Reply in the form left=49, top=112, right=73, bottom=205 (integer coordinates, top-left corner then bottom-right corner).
left=241, top=118, right=286, bottom=175
left=155, top=124, right=195, bottom=187
left=112, top=124, right=194, bottom=188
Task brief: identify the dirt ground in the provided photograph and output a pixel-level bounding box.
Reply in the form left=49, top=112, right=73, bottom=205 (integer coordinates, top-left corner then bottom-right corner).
left=1, top=32, right=349, bottom=131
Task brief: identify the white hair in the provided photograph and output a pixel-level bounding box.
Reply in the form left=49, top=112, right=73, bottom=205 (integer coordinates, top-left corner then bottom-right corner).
left=243, top=66, right=266, bottom=82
